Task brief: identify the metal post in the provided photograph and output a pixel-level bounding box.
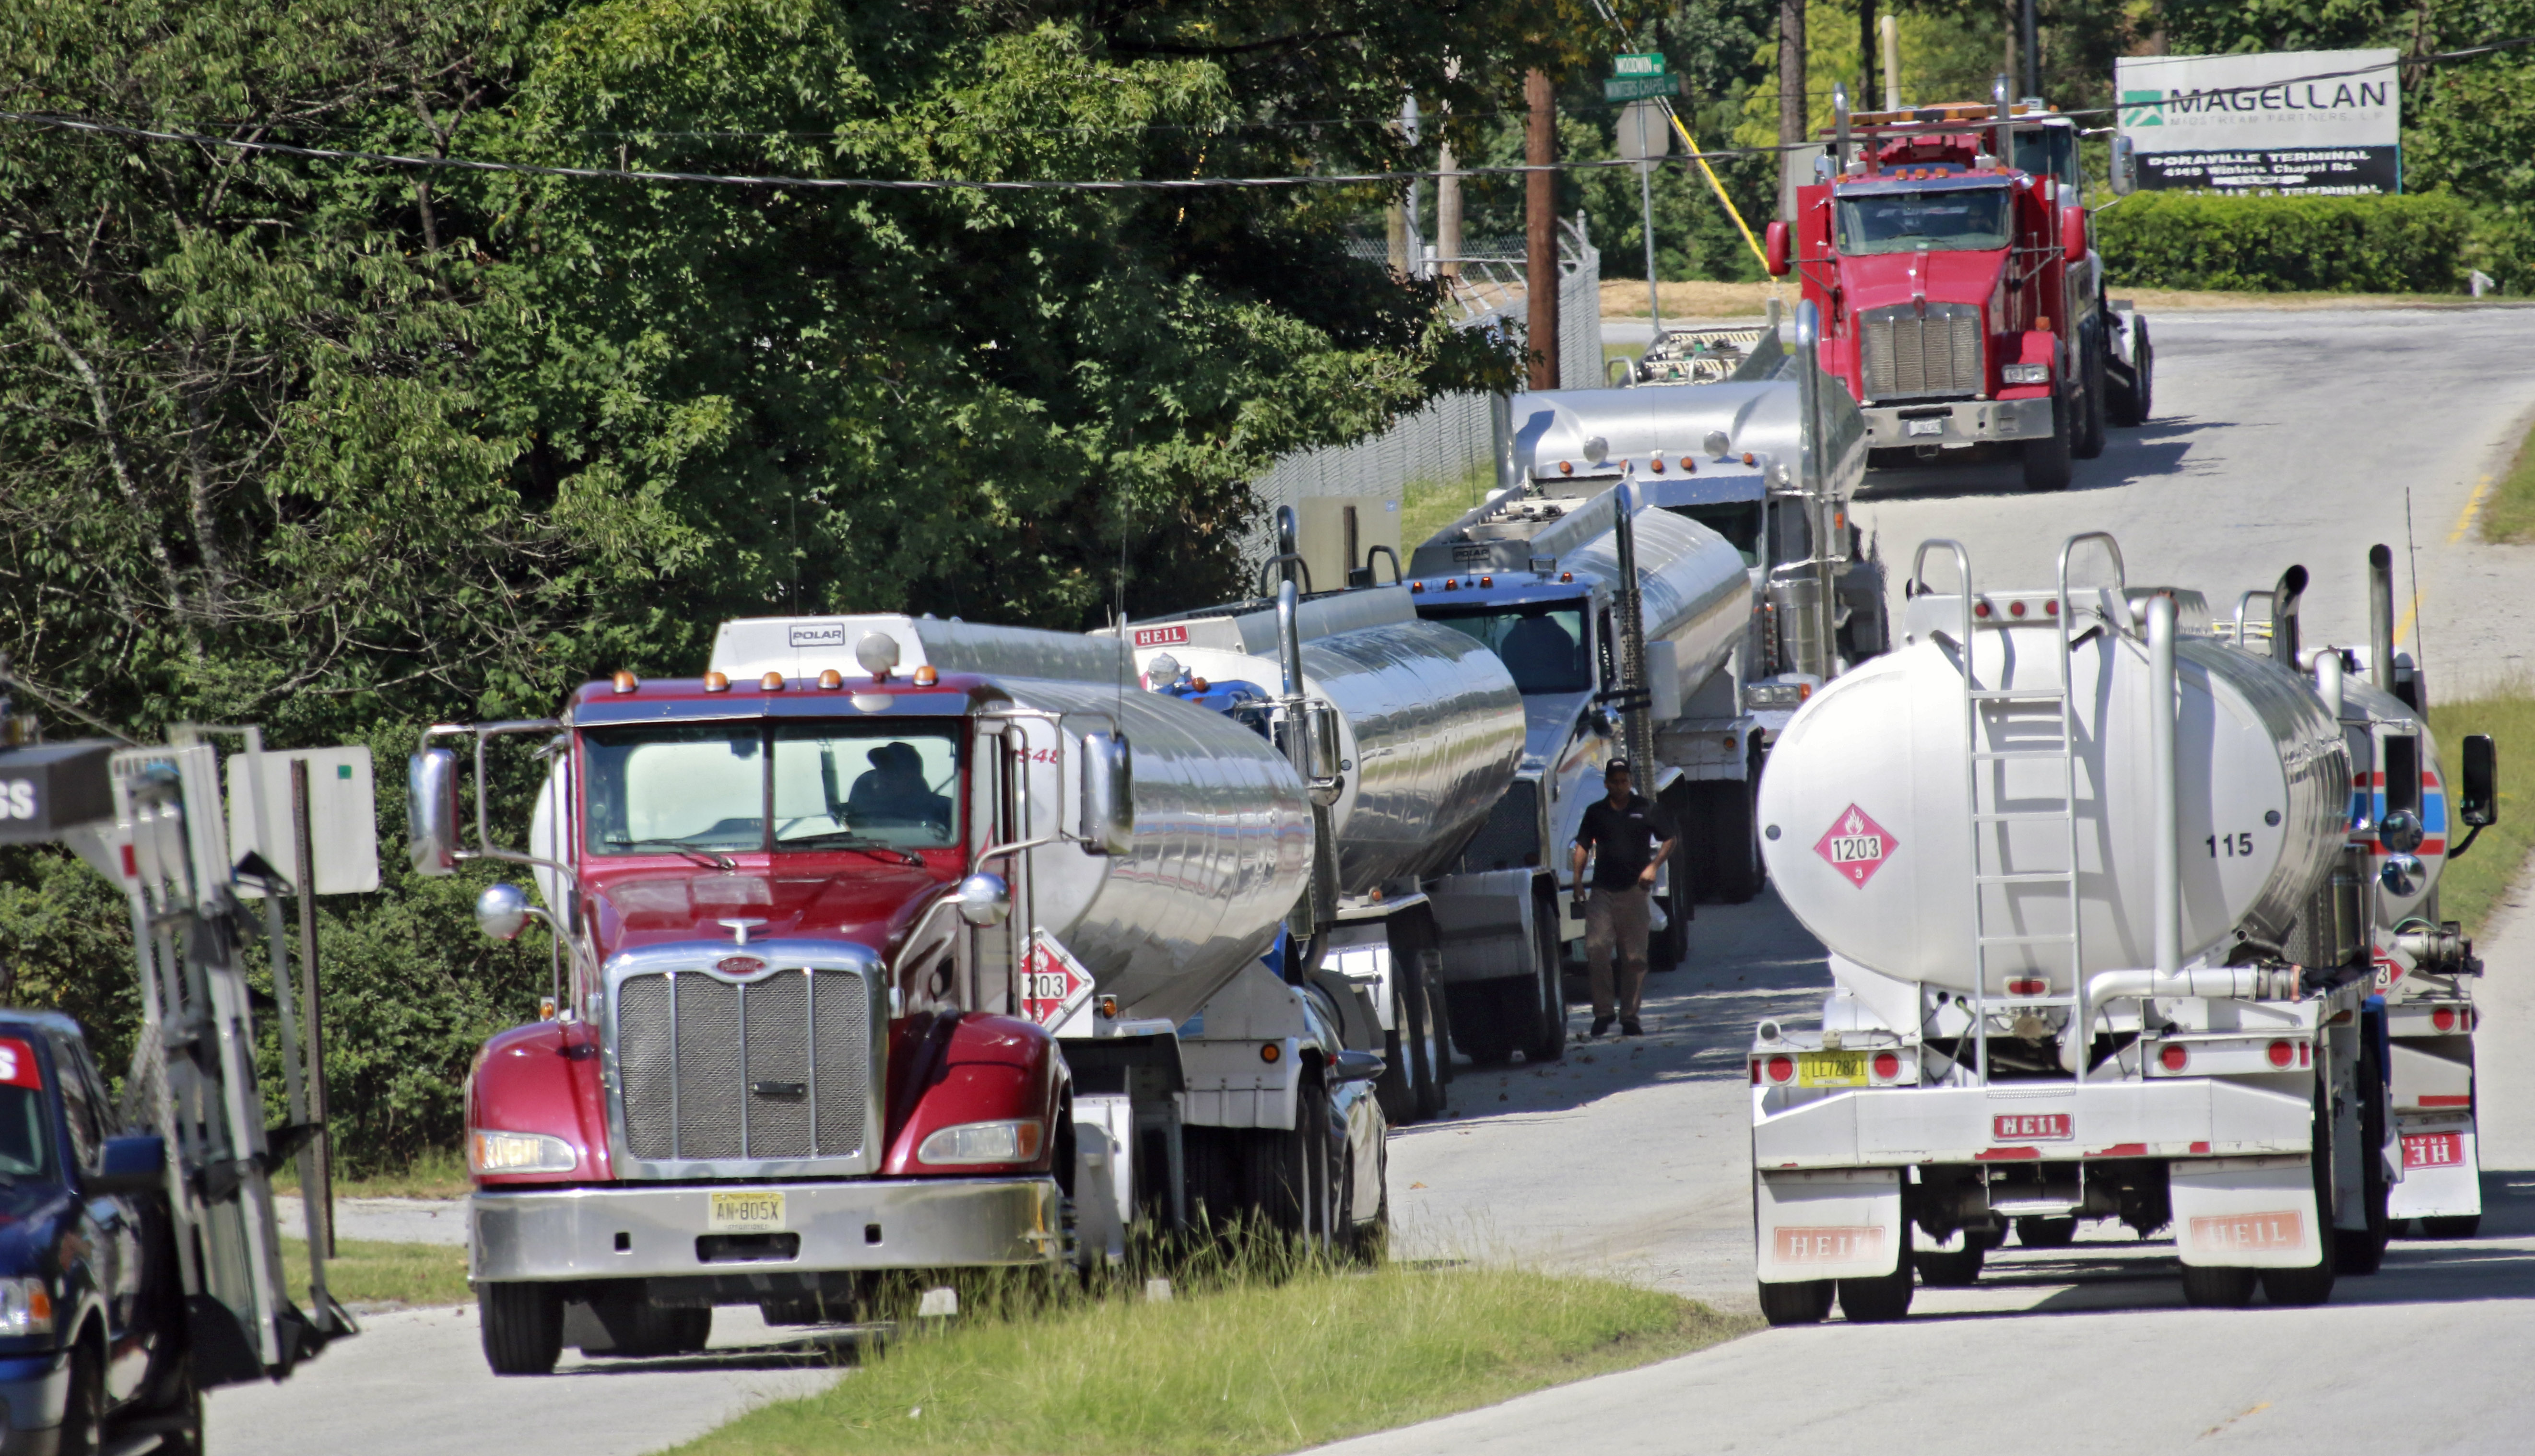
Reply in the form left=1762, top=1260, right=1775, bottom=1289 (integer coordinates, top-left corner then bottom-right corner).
left=1525, top=70, right=1560, bottom=390
left=2147, top=595, right=2180, bottom=976
left=1638, top=147, right=1661, bottom=334
left=290, top=759, right=335, bottom=1259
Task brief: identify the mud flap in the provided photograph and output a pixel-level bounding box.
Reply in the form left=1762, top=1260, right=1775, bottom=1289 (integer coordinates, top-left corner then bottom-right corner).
left=2388, top=1115, right=2481, bottom=1221
left=2170, top=1156, right=2324, bottom=1268
left=1755, top=1168, right=1901, bottom=1282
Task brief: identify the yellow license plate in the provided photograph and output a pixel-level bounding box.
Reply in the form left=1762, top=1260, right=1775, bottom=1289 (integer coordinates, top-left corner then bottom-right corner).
left=707, top=1190, right=786, bottom=1233
left=1796, top=1051, right=1871, bottom=1087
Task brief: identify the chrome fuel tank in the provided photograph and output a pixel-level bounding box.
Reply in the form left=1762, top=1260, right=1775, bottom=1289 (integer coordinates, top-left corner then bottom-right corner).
left=712, top=616, right=1313, bottom=1027
left=1563, top=504, right=1754, bottom=700
left=1107, top=587, right=1525, bottom=892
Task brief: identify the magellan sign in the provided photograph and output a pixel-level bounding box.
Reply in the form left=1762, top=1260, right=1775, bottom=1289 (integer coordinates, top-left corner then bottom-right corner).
left=2115, top=49, right=2399, bottom=195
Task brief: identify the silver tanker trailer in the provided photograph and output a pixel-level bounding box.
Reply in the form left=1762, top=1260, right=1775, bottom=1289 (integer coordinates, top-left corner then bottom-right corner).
left=1742, top=532, right=2496, bottom=1324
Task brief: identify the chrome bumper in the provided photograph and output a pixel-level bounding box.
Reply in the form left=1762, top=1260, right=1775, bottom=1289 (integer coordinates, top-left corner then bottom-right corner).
left=470, top=1176, right=1063, bottom=1282
left=1863, top=396, right=2054, bottom=448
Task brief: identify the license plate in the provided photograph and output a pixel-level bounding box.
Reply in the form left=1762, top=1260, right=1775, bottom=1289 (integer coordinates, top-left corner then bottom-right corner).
left=1796, top=1051, right=1870, bottom=1087
left=1906, top=417, right=1944, bottom=437
left=707, top=1190, right=786, bottom=1233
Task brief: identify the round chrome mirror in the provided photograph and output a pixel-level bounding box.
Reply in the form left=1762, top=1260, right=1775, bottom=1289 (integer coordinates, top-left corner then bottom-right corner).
left=1704, top=429, right=1732, bottom=460
left=1147, top=653, right=1182, bottom=688
left=855, top=631, right=902, bottom=679
left=955, top=872, right=1012, bottom=928
left=475, top=882, right=532, bottom=942
left=2379, top=853, right=2426, bottom=898
left=1581, top=434, right=1609, bottom=465
left=2379, top=808, right=2425, bottom=855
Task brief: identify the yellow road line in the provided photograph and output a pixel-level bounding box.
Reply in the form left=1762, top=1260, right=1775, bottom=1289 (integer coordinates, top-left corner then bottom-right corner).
left=2451, top=473, right=2496, bottom=544
left=2395, top=598, right=2417, bottom=650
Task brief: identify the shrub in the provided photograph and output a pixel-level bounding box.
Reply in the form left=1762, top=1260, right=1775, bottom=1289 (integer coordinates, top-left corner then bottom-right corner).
left=2095, top=191, right=2472, bottom=294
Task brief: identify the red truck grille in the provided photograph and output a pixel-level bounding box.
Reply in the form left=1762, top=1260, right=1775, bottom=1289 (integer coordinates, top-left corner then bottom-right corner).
left=1862, top=304, right=1983, bottom=400
left=614, top=965, right=877, bottom=1169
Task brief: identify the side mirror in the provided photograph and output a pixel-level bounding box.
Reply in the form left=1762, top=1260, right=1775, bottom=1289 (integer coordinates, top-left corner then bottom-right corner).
left=1304, top=704, right=1344, bottom=796
left=2110, top=135, right=2138, bottom=197
left=1332, top=1049, right=1386, bottom=1083
left=2461, top=733, right=2499, bottom=827
left=408, top=748, right=461, bottom=878
left=90, top=1134, right=165, bottom=1197
left=1077, top=732, right=1133, bottom=857
left=1763, top=219, right=1792, bottom=278
left=2380, top=853, right=2426, bottom=898
left=2061, top=204, right=2088, bottom=266
left=955, top=871, right=1012, bottom=928
left=476, top=881, right=532, bottom=941
left=2379, top=808, right=2425, bottom=856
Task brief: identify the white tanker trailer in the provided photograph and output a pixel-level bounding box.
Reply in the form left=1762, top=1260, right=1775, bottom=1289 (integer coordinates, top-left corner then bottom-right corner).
left=1744, top=533, right=2496, bottom=1323
left=1106, top=578, right=1527, bottom=1118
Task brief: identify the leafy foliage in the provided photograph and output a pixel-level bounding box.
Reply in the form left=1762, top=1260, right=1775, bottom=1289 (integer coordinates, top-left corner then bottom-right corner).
left=2094, top=191, right=2472, bottom=294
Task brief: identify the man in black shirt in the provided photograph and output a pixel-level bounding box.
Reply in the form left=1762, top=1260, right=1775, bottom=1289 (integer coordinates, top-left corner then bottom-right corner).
left=1569, top=760, right=1679, bottom=1037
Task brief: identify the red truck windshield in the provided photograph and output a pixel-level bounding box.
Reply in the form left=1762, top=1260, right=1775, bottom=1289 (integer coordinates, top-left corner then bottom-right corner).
left=1836, top=186, right=2011, bottom=255
left=584, top=720, right=963, bottom=856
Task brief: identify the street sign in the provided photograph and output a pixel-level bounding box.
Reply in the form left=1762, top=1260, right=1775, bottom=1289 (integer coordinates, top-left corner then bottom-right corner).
left=0, top=741, right=115, bottom=845
left=1614, top=53, right=1666, bottom=77
left=1603, top=73, right=1680, bottom=103
left=1616, top=100, right=1673, bottom=162
left=227, top=746, right=380, bottom=895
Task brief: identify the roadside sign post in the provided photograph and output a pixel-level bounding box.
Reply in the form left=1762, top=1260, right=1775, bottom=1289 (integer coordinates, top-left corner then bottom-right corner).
left=1615, top=94, right=1672, bottom=335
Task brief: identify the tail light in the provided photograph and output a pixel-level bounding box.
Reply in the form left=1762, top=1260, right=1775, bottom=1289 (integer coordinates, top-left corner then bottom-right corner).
left=1763, top=1055, right=1795, bottom=1084
left=1871, top=1051, right=1902, bottom=1081
left=2158, top=1044, right=2188, bottom=1073
left=2432, top=1007, right=2458, bottom=1032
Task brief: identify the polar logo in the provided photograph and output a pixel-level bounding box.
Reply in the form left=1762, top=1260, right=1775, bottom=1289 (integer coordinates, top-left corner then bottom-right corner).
left=0, top=781, right=34, bottom=821
left=787, top=623, right=848, bottom=649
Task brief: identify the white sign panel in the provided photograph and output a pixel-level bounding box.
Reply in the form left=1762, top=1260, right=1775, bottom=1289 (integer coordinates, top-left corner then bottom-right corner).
left=2116, top=49, right=2399, bottom=195
left=226, top=747, right=381, bottom=895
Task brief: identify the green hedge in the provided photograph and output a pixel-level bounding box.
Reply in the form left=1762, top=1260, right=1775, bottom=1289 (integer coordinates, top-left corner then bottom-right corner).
left=2094, top=191, right=2472, bottom=294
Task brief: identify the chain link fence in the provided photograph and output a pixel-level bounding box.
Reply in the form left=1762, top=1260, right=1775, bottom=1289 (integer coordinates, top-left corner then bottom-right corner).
left=1248, top=219, right=1600, bottom=566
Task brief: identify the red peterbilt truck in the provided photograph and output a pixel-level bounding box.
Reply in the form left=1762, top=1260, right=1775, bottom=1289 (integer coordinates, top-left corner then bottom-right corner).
left=411, top=616, right=1384, bottom=1374
left=1763, top=81, right=2155, bottom=492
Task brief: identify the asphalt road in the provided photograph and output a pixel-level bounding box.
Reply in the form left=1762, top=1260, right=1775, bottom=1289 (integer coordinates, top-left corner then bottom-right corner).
left=213, top=305, right=2535, bottom=1455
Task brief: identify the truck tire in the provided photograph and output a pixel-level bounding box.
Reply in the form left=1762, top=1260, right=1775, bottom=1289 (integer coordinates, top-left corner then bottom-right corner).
left=1915, top=1242, right=1985, bottom=1286
left=2180, top=1264, right=2258, bottom=1307
left=1684, top=778, right=1764, bottom=904
left=2262, top=1076, right=2339, bottom=1307
left=1526, top=889, right=1567, bottom=1062
left=1425, top=975, right=1455, bottom=1100
left=1379, top=917, right=1442, bottom=1123
left=2014, top=1216, right=2077, bottom=1249
left=2108, top=318, right=2154, bottom=426
left=59, top=1334, right=104, bottom=1456
left=1836, top=1253, right=1914, bottom=1322
left=2423, top=1214, right=2482, bottom=1238
left=2020, top=387, right=2073, bottom=492
left=1446, top=981, right=1520, bottom=1066
left=2073, top=331, right=2108, bottom=460
left=1758, top=1279, right=1834, bottom=1325
left=1245, top=1071, right=1337, bottom=1252
left=2335, top=1006, right=2392, bottom=1275
left=479, top=1282, right=565, bottom=1376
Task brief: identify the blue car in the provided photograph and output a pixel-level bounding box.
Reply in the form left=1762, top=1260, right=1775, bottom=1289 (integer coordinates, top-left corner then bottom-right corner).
left=0, top=1012, right=194, bottom=1455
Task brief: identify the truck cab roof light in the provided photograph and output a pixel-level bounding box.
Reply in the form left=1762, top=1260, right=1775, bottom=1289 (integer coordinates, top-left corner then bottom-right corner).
left=1650, top=457, right=1665, bottom=473
left=817, top=669, right=845, bottom=690
left=760, top=671, right=785, bottom=691
left=1561, top=572, right=1573, bottom=583
left=1480, top=575, right=1494, bottom=588
left=703, top=671, right=730, bottom=693
left=1741, top=452, right=1756, bottom=466
left=611, top=670, right=639, bottom=694
left=912, top=664, right=939, bottom=686
left=1410, top=581, right=1425, bottom=593
left=1559, top=460, right=1574, bottom=475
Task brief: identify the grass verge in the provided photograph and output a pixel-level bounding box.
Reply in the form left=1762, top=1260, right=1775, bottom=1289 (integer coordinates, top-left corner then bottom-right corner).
left=669, top=1264, right=1747, bottom=1456
left=1401, top=463, right=1497, bottom=553
left=2478, top=415, right=2535, bottom=544
left=2428, top=682, right=2535, bottom=937
left=281, top=1236, right=472, bottom=1310
left=272, top=1147, right=471, bottom=1200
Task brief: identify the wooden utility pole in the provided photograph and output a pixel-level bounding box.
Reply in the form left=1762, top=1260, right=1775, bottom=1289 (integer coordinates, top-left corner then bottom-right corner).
left=1437, top=139, right=1462, bottom=279
left=1778, top=0, right=1807, bottom=221
left=1525, top=68, right=1559, bottom=390
left=1860, top=0, right=1877, bottom=117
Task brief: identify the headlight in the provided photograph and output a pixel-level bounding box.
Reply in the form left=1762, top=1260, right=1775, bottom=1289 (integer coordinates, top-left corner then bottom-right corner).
left=469, top=1129, right=579, bottom=1175
left=0, top=1278, right=54, bottom=1338
left=2002, top=363, right=2050, bottom=385
left=916, top=1120, right=1043, bottom=1166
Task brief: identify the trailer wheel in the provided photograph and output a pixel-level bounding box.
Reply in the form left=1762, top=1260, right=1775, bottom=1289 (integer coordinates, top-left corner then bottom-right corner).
left=2179, top=1264, right=2257, bottom=1307
left=1915, top=1243, right=1985, bottom=1286
left=2020, top=387, right=2074, bottom=492
left=1757, top=1279, right=1834, bottom=1326
left=2108, top=318, right=2154, bottom=426
left=2422, top=1214, right=2482, bottom=1238
left=1526, top=889, right=1567, bottom=1063
left=2013, top=1216, right=2077, bottom=1249
left=2335, top=1005, right=2393, bottom=1275
left=1425, top=974, right=1455, bottom=1100
left=1445, top=982, right=1520, bottom=1066
left=2262, top=1076, right=2339, bottom=1307
left=1836, top=1252, right=1914, bottom=1322
left=1692, top=777, right=1765, bottom=905
left=479, top=1282, right=565, bottom=1376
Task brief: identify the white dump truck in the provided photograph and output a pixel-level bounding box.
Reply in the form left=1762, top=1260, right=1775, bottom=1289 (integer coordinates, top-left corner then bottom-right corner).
left=1744, top=532, right=2496, bottom=1321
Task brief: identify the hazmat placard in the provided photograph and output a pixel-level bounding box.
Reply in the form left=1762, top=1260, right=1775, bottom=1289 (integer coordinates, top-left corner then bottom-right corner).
left=2115, top=49, right=2399, bottom=195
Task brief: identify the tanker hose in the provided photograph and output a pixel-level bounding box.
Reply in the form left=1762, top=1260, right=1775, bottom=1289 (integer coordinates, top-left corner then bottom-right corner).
left=2062, top=965, right=2301, bottom=1076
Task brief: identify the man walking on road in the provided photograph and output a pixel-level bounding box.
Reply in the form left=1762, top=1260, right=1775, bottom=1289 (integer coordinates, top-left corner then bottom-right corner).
left=1570, top=760, right=1679, bottom=1038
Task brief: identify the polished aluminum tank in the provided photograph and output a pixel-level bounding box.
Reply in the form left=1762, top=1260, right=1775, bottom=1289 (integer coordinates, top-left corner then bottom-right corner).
left=1501, top=376, right=1867, bottom=502
left=711, top=616, right=1312, bottom=1026
left=1563, top=502, right=1756, bottom=702
left=1757, top=597, right=2350, bottom=993
left=1104, top=588, right=1525, bottom=892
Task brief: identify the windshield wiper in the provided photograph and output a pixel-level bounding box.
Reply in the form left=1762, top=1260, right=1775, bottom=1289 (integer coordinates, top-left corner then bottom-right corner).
left=776, top=831, right=927, bottom=866
left=604, top=837, right=740, bottom=871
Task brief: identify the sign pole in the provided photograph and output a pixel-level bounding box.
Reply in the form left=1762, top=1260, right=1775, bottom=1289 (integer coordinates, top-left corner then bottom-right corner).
left=291, top=759, right=336, bottom=1259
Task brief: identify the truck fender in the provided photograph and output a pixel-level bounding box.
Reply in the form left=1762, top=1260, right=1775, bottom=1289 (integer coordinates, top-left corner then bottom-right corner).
left=881, top=1013, right=1066, bottom=1177
left=468, top=1020, right=611, bottom=1185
